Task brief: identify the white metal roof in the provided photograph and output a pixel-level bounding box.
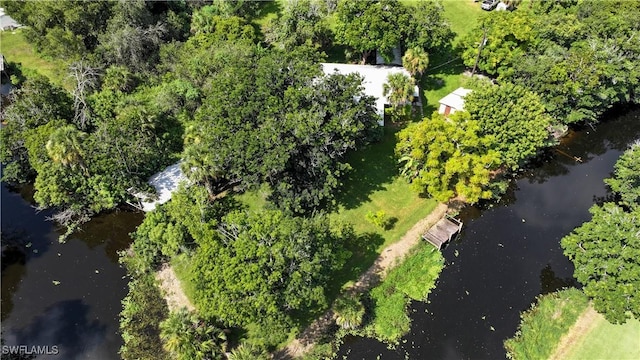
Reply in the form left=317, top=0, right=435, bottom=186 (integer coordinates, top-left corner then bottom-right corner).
left=320, top=63, right=419, bottom=118
left=438, top=87, right=472, bottom=111
left=140, top=162, right=188, bottom=212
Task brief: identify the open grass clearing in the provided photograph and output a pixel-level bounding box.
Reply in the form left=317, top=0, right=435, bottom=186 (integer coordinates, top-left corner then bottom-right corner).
left=0, top=30, right=70, bottom=88
left=560, top=310, right=640, bottom=360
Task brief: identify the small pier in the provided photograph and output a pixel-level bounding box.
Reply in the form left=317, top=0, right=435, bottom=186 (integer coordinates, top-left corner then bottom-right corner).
left=422, top=215, right=463, bottom=250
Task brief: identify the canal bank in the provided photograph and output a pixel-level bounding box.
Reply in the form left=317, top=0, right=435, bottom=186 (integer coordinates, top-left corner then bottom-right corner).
left=338, top=106, right=640, bottom=359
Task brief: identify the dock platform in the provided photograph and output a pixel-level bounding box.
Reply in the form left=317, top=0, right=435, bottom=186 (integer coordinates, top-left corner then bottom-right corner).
left=422, top=215, right=463, bottom=250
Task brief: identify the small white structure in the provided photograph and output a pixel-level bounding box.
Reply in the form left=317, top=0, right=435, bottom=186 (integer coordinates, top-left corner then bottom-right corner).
left=131, top=162, right=188, bottom=212
left=0, top=8, right=22, bottom=31
left=496, top=2, right=510, bottom=11
left=438, top=87, right=472, bottom=116
left=321, top=63, right=420, bottom=125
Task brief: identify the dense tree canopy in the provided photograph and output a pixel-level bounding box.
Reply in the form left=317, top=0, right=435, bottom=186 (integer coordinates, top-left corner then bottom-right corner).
left=177, top=40, right=379, bottom=214
left=461, top=0, right=640, bottom=124
left=334, top=0, right=453, bottom=63
left=561, top=203, right=640, bottom=324
left=263, top=0, right=332, bottom=51
left=605, top=142, right=640, bottom=209
left=159, top=309, right=227, bottom=360
left=562, top=144, right=640, bottom=324
left=1, top=0, right=112, bottom=59
left=191, top=210, right=353, bottom=334
left=464, top=82, right=555, bottom=170
left=396, top=112, right=501, bottom=203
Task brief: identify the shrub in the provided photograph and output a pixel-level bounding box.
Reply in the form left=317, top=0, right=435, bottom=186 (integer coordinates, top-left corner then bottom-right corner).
left=333, top=293, right=366, bottom=330
left=365, top=210, right=389, bottom=230
left=119, top=274, right=169, bottom=360
left=504, top=288, right=589, bottom=360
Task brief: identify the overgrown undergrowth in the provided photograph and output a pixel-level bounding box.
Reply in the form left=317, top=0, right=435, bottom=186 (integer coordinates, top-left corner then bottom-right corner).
left=504, top=288, right=589, bottom=360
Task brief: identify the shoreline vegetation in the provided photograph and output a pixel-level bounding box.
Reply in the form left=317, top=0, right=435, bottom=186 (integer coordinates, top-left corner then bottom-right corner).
left=2, top=0, right=638, bottom=359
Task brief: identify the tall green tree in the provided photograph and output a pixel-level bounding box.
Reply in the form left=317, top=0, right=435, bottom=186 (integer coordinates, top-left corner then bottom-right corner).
left=263, top=0, right=331, bottom=50
left=2, top=0, right=112, bottom=59
left=460, top=11, right=536, bottom=77
left=45, top=125, right=88, bottom=173
left=605, top=142, right=640, bottom=209
left=334, top=0, right=407, bottom=63
left=396, top=112, right=501, bottom=203
left=562, top=143, right=640, bottom=324
left=402, top=47, right=429, bottom=80
left=190, top=10, right=256, bottom=42
left=119, top=274, right=169, bottom=360
left=334, top=0, right=452, bottom=63
left=383, top=72, right=416, bottom=113
left=561, top=203, right=640, bottom=324
left=191, top=210, right=353, bottom=337
left=464, top=82, right=555, bottom=170
left=0, top=75, right=73, bottom=183
left=180, top=42, right=378, bottom=213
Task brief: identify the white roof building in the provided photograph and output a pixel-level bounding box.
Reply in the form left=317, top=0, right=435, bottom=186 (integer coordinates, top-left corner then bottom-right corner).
left=438, top=87, right=472, bottom=116
left=131, top=162, right=188, bottom=212
left=0, top=8, right=22, bottom=31
left=320, top=63, right=419, bottom=125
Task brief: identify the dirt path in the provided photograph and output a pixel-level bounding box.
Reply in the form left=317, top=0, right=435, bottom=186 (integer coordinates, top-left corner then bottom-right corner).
left=156, top=263, right=195, bottom=312
left=549, top=305, right=600, bottom=360
left=277, top=203, right=449, bottom=359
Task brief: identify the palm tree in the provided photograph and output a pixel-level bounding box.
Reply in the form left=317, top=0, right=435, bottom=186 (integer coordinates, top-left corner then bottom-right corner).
left=333, top=293, right=366, bottom=330
left=160, top=308, right=227, bottom=360
left=402, top=47, right=429, bottom=80
left=227, top=343, right=270, bottom=360
left=382, top=73, right=416, bottom=115
left=46, top=125, right=89, bottom=174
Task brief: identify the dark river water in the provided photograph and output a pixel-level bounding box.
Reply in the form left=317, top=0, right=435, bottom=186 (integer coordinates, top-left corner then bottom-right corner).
left=340, top=107, right=640, bottom=360
left=1, top=187, right=143, bottom=359
left=1, top=107, right=638, bottom=360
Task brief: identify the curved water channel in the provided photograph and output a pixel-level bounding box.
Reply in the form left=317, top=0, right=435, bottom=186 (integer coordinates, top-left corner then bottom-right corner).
left=1, top=107, right=638, bottom=359
left=340, top=106, right=640, bottom=359
left=1, top=186, right=142, bottom=359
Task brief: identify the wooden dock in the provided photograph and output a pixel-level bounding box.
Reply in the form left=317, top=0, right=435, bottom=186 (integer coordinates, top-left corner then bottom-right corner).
left=422, top=215, right=463, bottom=250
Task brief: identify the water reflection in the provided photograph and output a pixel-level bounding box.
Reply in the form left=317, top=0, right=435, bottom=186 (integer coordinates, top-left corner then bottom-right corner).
left=4, top=300, right=106, bottom=360
left=1, top=183, right=143, bottom=359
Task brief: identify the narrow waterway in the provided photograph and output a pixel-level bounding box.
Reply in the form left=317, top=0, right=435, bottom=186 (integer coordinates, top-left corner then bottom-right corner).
left=1, top=185, right=143, bottom=359
left=1, top=107, right=638, bottom=359
left=340, top=107, right=640, bottom=359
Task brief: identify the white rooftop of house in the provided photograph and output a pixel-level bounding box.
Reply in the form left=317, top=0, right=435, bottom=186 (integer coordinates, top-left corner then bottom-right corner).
left=438, top=87, right=472, bottom=110
left=0, top=8, right=21, bottom=31
left=320, top=63, right=419, bottom=120
left=139, top=162, right=188, bottom=212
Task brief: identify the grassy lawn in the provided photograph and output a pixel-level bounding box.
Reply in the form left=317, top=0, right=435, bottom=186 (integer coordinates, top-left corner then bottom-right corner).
left=171, top=253, right=198, bottom=306
left=0, top=30, right=69, bottom=88
left=565, top=314, right=640, bottom=360
left=237, top=128, right=438, bottom=294
left=333, top=129, right=437, bottom=252
left=439, top=0, right=485, bottom=42
left=504, top=288, right=590, bottom=360
left=416, top=0, right=484, bottom=114
left=364, top=242, right=444, bottom=342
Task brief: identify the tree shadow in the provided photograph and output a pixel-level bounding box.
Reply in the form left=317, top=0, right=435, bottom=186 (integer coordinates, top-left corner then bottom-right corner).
left=335, top=129, right=400, bottom=210
left=383, top=217, right=398, bottom=231
left=539, top=264, right=578, bottom=295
